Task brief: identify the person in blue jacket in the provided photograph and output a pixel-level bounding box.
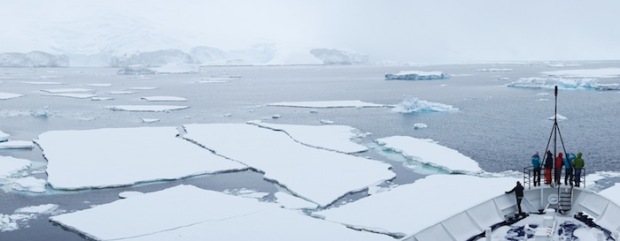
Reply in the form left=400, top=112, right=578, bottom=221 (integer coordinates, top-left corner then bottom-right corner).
left=531, top=152, right=541, bottom=186
left=564, top=153, right=575, bottom=186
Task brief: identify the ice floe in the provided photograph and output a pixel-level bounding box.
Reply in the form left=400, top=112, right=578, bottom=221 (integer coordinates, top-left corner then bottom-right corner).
left=108, top=90, right=135, bottom=95
left=129, top=86, right=158, bottom=90
left=141, top=96, right=187, bottom=102
left=184, top=123, right=395, bottom=207
left=0, top=92, right=23, bottom=100
left=140, top=118, right=160, bottom=123
left=5, top=176, right=47, bottom=193
left=0, top=156, right=30, bottom=177
left=91, top=96, right=114, bottom=101
left=0, top=140, right=34, bottom=150
left=477, top=68, right=512, bottom=72
left=507, top=77, right=620, bottom=91
left=385, top=71, right=449, bottom=80
left=21, top=81, right=64, bottom=85
left=50, top=185, right=392, bottom=241
left=268, top=100, right=384, bottom=108
left=250, top=121, right=368, bottom=153
left=46, top=93, right=97, bottom=99
left=40, top=88, right=94, bottom=93
left=35, top=127, right=247, bottom=189
left=0, top=130, right=9, bottom=142
left=106, top=105, right=189, bottom=112
left=548, top=114, right=568, bottom=121
left=274, top=191, right=319, bottom=209
left=543, top=68, right=620, bottom=78
left=413, top=123, right=428, bottom=129
left=314, top=175, right=518, bottom=237
left=376, top=136, right=482, bottom=173
left=1, top=204, right=62, bottom=232
left=392, top=95, right=459, bottom=113
left=85, top=83, right=112, bottom=87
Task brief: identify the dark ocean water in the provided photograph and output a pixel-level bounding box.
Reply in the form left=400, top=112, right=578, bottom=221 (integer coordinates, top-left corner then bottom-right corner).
left=1, top=62, right=619, bottom=240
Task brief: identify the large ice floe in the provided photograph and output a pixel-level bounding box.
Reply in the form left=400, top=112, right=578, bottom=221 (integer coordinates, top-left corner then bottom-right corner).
left=376, top=136, right=481, bottom=173
left=507, top=77, right=620, bottom=91
left=543, top=68, right=620, bottom=78
left=0, top=92, right=23, bottom=100
left=141, top=96, right=187, bottom=102
left=249, top=121, right=368, bottom=154
left=385, top=71, right=449, bottom=80
left=0, top=155, right=31, bottom=178
left=267, top=100, right=385, bottom=108
left=183, top=123, right=395, bottom=207
left=50, top=185, right=393, bottom=241
left=314, top=175, right=518, bottom=238
left=35, top=127, right=246, bottom=189
left=105, top=105, right=189, bottom=112
left=599, top=183, right=620, bottom=206
left=40, top=88, right=95, bottom=94
left=0, top=140, right=34, bottom=150
left=391, top=95, right=459, bottom=113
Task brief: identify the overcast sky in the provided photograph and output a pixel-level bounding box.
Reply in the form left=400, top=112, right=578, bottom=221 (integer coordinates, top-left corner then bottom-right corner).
left=2, top=0, right=619, bottom=63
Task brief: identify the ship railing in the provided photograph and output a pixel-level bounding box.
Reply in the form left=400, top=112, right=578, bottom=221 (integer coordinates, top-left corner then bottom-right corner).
left=523, top=166, right=586, bottom=189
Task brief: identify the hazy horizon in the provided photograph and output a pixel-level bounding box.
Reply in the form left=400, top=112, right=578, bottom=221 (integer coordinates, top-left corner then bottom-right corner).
left=2, top=0, right=620, bottom=64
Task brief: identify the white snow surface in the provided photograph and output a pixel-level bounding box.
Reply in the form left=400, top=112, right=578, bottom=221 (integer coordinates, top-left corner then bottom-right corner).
left=0, top=140, right=34, bottom=150
left=250, top=121, right=368, bottom=154
left=106, top=105, right=189, bottom=112
left=314, top=175, right=519, bottom=237
left=40, top=88, right=95, bottom=93
left=0, top=156, right=30, bottom=177
left=141, top=96, right=187, bottom=102
left=15, top=204, right=60, bottom=214
left=268, top=100, right=384, bottom=108
left=543, top=68, right=620, bottom=78
left=599, top=183, right=620, bottom=206
left=376, top=136, right=482, bottom=173
left=5, top=176, right=48, bottom=193
left=274, top=192, right=319, bottom=209
left=50, top=185, right=393, bottom=241
left=0, top=130, right=9, bottom=142
left=0, top=92, right=23, bottom=100
left=46, top=93, right=97, bottom=99
left=507, top=77, right=620, bottom=91
left=35, top=127, right=246, bottom=189
left=392, top=95, right=459, bottom=113
left=20, top=81, right=64, bottom=85
left=183, top=123, right=395, bottom=207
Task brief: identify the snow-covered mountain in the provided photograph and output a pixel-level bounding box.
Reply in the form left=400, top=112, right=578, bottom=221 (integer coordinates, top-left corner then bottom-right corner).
left=0, top=51, right=69, bottom=67
left=310, top=48, right=369, bottom=65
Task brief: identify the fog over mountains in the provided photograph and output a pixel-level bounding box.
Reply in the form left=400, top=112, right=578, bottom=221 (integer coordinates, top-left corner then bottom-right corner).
left=1, top=0, right=619, bottom=66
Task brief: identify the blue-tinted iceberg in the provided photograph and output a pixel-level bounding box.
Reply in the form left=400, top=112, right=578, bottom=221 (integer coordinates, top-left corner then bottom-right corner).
left=507, top=77, right=620, bottom=91
left=392, top=96, right=458, bottom=113
left=385, top=71, right=449, bottom=80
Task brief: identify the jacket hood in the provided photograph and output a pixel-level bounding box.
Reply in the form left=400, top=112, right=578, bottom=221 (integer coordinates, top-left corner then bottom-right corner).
left=577, top=152, right=582, bottom=158
left=558, top=153, right=563, bottom=157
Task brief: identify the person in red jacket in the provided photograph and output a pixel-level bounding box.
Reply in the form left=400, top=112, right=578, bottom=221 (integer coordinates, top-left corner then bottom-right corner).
left=555, top=152, right=564, bottom=186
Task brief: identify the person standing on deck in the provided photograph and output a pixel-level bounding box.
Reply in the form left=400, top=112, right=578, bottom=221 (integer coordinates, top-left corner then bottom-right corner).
left=505, top=181, right=525, bottom=215
left=555, top=152, right=564, bottom=186
left=544, top=151, right=554, bottom=185
left=531, top=152, right=541, bottom=186
left=573, top=152, right=585, bottom=187
left=564, top=153, right=575, bottom=186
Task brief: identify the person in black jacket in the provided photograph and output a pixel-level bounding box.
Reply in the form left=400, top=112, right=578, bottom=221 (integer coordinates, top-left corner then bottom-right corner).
left=544, top=151, right=554, bottom=185
left=505, top=181, right=525, bottom=215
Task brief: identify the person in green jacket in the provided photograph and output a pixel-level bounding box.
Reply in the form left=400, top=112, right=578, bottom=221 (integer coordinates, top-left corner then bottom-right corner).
left=573, top=152, right=585, bottom=187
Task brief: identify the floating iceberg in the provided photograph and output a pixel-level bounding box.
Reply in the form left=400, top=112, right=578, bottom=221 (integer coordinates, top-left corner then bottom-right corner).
left=477, top=68, right=512, bottom=72
left=543, top=68, right=620, bottom=78
left=413, top=123, right=428, bottom=129
left=50, top=185, right=393, bottom=241
left=314, top=175, right=518, bottom=238
left=392, top=96, right=459, bottom=113
left=376, top=136, right=481, bottom=173
left=0, top=92, right=23, bottom=100
left=184, top=123, right=395, bottom=207
left=309, top=48, right=369, bottom=65
left=46, top=93, right=97, bottom=99
left=268, top=100, right=384, bottom=108
left=385, top=71, right=449, bottom=80
left=0, top=130, right=9, bottom=142
left=35, top=127, right=247, bottom=189
left=249, top=121, right=368, bottom=154
left=548, top=114, right=568, bottom=121
left=105, top=105, right=189, bottom=112
left=116, top=66, right=156, bottom=75
left=141, top=96, right=187, bottom=102
left=507, top=77, right=620, bottom=91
